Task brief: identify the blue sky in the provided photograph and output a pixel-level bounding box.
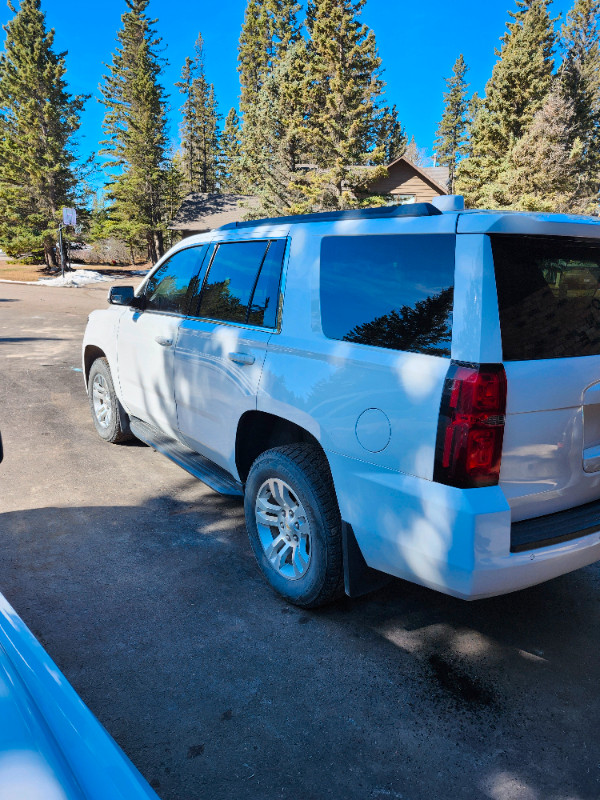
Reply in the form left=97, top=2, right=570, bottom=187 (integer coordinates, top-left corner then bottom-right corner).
left=0, top=0, right=576, bottom=185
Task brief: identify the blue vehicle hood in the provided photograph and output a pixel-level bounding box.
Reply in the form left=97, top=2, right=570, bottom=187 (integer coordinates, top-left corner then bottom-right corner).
left=0, top=594, right=160, bottom=800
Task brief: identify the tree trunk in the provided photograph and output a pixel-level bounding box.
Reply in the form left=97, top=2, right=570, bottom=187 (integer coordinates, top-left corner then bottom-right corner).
left=147, top=234, right=158, bottom=265
left=154, top=231, right=164, bottom=260
left=60, top=236, right=69, bottom=271
left=44, top=238, right=58, bottom=269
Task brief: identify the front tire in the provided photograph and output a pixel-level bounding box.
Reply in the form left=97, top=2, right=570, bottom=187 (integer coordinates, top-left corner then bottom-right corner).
left=88, top=357, right=132, bottom=443
left=244, top=444, right=344, bottom=608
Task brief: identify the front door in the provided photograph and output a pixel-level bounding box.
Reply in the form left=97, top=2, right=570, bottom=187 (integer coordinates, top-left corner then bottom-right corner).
left=174, top=238, right=287, bottom=473
left=117, top=244, right=208, bottom=437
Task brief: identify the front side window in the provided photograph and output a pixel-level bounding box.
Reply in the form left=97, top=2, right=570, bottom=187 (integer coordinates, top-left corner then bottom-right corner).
left=492, top=235, right=600, bottom=360
left=320, top=234, right=455, bottom=356
left=197, top=239, right=285, bottom=327
left=144, top=246, right=207, bottom=314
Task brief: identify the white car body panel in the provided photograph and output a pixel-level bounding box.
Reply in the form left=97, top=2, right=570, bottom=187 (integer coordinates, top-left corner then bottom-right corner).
left=457, top=209, right=600, bottom=239
left=175, top=319, right=272, bottom=473
left=117, top=308, right=182, bottom=437
left=82, top=306, right=124, bottom=390
left=451, top=233, right=503, bottom=363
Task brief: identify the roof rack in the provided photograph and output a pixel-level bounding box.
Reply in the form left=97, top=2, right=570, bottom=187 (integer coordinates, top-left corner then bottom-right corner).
left=218, top=202, right=442, bottom=230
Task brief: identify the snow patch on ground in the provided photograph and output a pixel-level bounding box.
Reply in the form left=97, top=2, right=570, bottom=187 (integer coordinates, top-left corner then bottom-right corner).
left=37, top=270, right=112, bottom=287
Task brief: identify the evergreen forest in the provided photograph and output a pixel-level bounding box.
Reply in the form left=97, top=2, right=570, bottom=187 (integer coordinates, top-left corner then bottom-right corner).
left=0, top=0, right=598, bottom=266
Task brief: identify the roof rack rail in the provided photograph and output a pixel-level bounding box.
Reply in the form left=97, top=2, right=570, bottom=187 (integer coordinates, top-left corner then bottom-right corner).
left=218, top=202, right=442, bottom=230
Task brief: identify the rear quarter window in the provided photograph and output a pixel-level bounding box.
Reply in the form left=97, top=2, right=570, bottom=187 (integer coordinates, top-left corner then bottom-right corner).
left=491, top=235, right=600, bottom=361
left=319, top=234, right=456, bottom=356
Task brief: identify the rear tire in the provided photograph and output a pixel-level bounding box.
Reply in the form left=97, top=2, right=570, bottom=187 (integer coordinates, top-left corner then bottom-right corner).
left=88, top=357, right=132, bottom=443
left=244, top=444, right=344, bottom=608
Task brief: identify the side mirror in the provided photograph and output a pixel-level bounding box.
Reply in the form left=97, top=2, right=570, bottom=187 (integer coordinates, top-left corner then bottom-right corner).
left=129, top=293, right=147, bottom=311
left=108, top=286, right=135, bottom=306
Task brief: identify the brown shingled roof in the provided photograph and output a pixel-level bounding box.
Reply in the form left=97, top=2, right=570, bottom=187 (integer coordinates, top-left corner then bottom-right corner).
left=168, top=193, right=259, bottom=232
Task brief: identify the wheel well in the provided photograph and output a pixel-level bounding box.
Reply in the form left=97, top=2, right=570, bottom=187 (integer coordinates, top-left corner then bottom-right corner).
left=235, top=411, right=324, bottom=483
left=84, top=345, right=106, bottom=387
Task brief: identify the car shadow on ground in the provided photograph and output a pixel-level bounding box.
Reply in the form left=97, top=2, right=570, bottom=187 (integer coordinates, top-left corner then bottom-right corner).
left=1, top=494, right=598, bottom=800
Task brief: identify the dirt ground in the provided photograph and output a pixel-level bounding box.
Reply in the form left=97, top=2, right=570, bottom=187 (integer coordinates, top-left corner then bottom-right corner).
left=2, top=280, right=600, bottom=800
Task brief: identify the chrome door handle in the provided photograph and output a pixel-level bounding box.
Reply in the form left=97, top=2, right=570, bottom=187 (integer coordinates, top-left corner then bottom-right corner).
left=228, top=351, right=255, bottom=366
left=155, top=336, right=173, bottom=347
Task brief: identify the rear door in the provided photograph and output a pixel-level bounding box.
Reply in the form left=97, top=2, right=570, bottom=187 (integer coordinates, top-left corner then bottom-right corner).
left=491, top=234, right=600, bottom=521
left=174, top=238, right=286, bottom=473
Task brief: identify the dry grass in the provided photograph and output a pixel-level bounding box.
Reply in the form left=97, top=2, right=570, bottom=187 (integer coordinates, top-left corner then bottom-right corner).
left=0, top=259, right=150, bottom=283
left=0, top=262, right=46, bottom=282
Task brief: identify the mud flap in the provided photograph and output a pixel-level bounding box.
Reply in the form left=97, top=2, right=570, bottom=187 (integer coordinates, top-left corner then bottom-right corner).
left=342, top=521, right=392, bottom=598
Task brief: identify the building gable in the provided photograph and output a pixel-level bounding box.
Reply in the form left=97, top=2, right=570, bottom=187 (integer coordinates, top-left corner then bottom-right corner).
left=367, top=156, right=449, bottom=203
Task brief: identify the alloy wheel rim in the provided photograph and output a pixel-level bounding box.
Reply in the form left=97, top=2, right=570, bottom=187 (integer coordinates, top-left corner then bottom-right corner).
left=255, top=478, right=311, bottom=580
left=92, top=373, right=112, bottom=429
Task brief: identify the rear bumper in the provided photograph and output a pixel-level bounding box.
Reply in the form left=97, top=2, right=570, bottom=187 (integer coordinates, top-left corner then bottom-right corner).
left=327, top=451, right=600, bottom=600
left=511, top=496, right=600, bottom=552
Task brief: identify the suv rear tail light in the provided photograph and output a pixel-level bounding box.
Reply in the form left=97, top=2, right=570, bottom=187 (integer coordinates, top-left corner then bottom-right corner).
left=433, top=361, right=507, bottom=489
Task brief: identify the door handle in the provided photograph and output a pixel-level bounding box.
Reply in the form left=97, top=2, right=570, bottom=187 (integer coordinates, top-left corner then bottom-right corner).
left=155, top=336, right=173, bottom=347
left=228, top=351, right=255, bottom=366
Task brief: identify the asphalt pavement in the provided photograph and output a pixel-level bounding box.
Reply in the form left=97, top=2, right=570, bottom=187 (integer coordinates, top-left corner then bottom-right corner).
left=1, top=279, right=599, bottom=800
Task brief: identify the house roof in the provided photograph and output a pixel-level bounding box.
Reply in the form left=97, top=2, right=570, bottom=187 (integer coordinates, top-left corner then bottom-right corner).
left=168, top=193, right=258, bottom=232
left=385, top=155, right=450, bottom=194
left=422, top=165, right=450, bottom=189
left=170, top=158, right=449, bottom=232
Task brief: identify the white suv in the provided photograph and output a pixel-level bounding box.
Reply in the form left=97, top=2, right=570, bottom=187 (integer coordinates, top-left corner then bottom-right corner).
left=83, top=197, right=600, bottom=607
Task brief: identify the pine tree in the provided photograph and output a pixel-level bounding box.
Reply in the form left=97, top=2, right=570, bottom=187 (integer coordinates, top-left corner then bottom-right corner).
left=220, top=108, right=243, bottom=192
left=490, top=0, right=556, bottom=143
left=464, top=92, right=484, bottom=157
left=100, top=0, right=168, bottom=263
left=374, top=105, right=407, bottom=164
left=292, top=0, right=386, bottom=211
left=237, top=0, right=303, bottom=208
left=176, top=34, right=221, bottom=195
left=560, top=0, right=600, bottom=210
left=498, top=83, right=581, bottom=210
left=434, top=55, right=470, bottom=193
left=238, top=0, right=301, bottom=115
left=164, top=150, right=186, bottom=248
left=0, top=0, right=86, bottom=265
left=241, top=40, right=314, bottom=215
left=404, top=135, right=427, bottom=166
left=456, top=0, right=556, bottom=206
left=561, top=0, right=600, bottom=128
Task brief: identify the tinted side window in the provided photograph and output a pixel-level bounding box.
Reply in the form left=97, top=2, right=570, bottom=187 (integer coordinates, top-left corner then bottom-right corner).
left=248, top=239, right=286, bottom=328
left=198, top=241, right=269, bottom=324
left=320, top=234, right=455, bottom=356
left=492, top=235, right=600, bottom=360
left=144, top=246, right=207, bottom=314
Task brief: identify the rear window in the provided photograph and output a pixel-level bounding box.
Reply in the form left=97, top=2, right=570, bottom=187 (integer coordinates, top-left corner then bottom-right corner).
left=198, top=240, right=268, bottom=324
left=320, top=234, right=455, bottom=356
left=492, top=235, right=600, bottom=361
